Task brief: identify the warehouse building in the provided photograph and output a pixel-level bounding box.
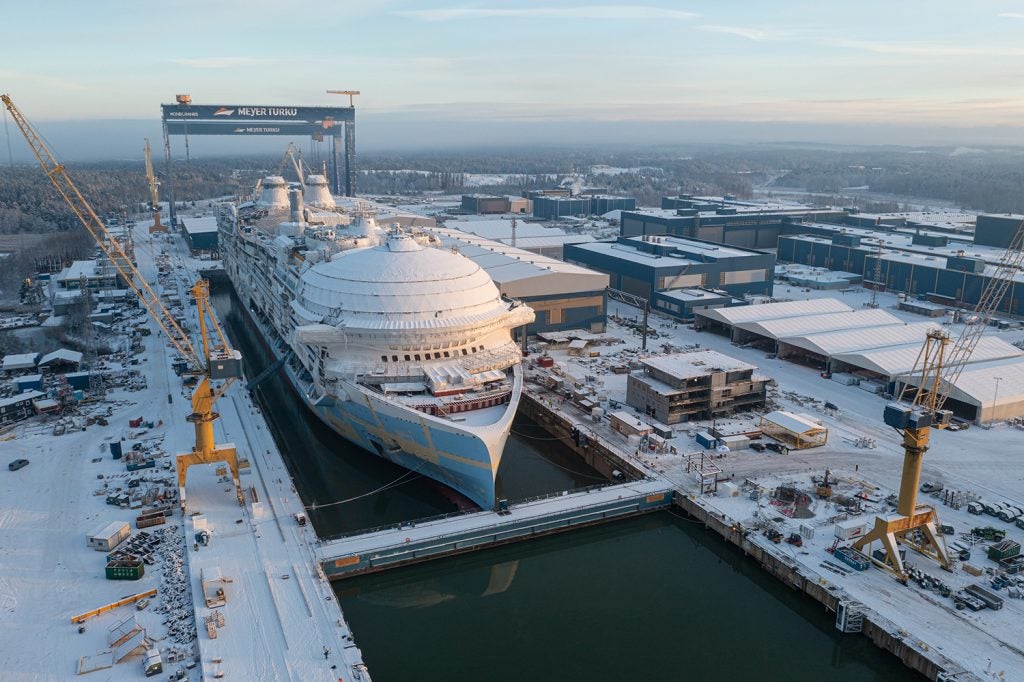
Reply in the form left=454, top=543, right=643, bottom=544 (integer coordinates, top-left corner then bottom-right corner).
left=0, top=390, right=43, bottom=426
left=650, top=288, right=741, bottom=320
left=532, top=195, right=636, bottom=219
left=900, top=357, right=1024, bottom=423
left=421, top=226, right=610, bottom=334
left=623, top=196, right=844, bottom=249
left=461, top=194, right=511, bottom=214
left=564, top=235, right=775, bottom=303
left=444, top=219, right=595, bottom=259
left=182, top=216, right=219, bottom=253
left=975, top=214, right=1024, bottom=249
left=626, top=350, right=768, bottom=424
left=778, top=226, right=1024, bottom=316
left=760, top=411, right=828, bottom=449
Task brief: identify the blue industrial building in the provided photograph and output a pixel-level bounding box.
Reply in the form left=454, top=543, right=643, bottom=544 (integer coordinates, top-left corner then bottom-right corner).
left=778, top=226, right=1024, bottom=316
left=532, top=195, right=636, bottom=219
left=975, top=214, right=1024, bottom=249
left=564, top=235, right=774, bottom=317
left=621, top=197, right=844, bottom=249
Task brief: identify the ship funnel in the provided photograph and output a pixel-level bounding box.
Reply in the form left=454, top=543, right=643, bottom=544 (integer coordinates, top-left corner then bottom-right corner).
left=289, top=188, right=305, bottom=223
left=257, top=175, right=289, bottom=209
left=304, top=174, right=335, bottom=208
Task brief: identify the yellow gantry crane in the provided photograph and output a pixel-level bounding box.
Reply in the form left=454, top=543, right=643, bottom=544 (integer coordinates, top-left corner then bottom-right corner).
left=2, top=94, right=244, bottom=502
left=854, top=218, right=1024, bottom=580
left=143, top=138, right=166, bottom=233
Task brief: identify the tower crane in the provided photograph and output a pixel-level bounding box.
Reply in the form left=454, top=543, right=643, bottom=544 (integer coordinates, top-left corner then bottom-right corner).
left=144, top=138, right=166, bottom=233
left=2, top=94, right=244, bottom=503
left=854, top=218, right=1024, bottom=580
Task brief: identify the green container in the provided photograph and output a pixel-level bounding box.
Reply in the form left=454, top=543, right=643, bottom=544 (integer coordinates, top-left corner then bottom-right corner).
left=105, top=561, right=145, bottom=580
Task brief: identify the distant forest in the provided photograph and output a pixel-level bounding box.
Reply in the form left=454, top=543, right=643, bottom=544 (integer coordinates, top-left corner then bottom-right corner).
left=2, top=145, right=1024, bottom=240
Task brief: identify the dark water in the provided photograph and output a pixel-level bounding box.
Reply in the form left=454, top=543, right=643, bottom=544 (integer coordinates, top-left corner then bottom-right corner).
left=337, top=513, right=918, bottom=681
left=211, top=282, right=918, bottom=681
left=210, top=284, right=606, bottom=536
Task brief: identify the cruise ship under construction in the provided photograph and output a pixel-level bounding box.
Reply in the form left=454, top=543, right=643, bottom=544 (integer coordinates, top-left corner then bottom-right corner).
left=218, top=174, right=535, bottom=509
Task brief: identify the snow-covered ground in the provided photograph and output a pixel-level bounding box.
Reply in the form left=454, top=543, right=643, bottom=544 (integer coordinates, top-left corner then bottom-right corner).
left=0, top=217, right=368, bottom=681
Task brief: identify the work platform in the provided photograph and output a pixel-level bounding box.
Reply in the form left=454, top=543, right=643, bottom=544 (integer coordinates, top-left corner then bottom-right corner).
left=318, top=479, right=672, bottom=580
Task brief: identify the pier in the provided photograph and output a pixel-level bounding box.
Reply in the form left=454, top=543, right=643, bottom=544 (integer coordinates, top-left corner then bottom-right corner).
left=318, top=479, right=672, bottom=579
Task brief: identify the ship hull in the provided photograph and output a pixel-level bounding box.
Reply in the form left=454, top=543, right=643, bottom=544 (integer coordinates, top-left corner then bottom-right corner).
left=233, top=286, right=509, bottom=510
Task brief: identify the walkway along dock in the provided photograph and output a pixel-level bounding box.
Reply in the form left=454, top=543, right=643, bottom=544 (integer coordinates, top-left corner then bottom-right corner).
left=317, top=479, right=672, bottom=580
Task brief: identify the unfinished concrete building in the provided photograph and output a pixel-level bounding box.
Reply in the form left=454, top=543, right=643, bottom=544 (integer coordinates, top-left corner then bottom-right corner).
left=626, top=350, right=767, bottom=424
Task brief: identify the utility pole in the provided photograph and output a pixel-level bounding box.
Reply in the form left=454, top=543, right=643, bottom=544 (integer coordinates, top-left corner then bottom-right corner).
left=990, top=376, right=1003, bottom=427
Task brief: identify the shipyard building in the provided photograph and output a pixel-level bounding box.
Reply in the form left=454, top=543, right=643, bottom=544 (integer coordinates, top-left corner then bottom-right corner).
left=693, top=298, right=1024, bottom=422
left=626, top=351, right=768, bottom=424
left=460, top=194, right=532, bottom=215
left=621, top=195, right=844, bottom=249
left=777, top=223, right=1024, bottom=316
left=421, top=226, right=610, bottom=335
left=444, top=218, right=595, bottom=259
left=564, top=235, right=774, bottom=317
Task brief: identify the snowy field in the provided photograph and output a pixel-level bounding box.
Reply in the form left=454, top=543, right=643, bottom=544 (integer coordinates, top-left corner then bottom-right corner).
left=0, top=219, right=367, bottom=681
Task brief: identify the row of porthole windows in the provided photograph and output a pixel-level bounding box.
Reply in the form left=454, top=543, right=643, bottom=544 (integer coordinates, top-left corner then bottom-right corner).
left=381, top=346, right=482, bottom=363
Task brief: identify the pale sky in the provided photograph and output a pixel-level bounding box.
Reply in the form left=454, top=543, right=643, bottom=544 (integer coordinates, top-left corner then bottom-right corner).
left=3, top=1, right=1024, bottom=148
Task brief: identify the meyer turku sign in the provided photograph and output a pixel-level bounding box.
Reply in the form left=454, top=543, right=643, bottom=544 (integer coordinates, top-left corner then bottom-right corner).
left=160, top=101, right=356, bottom=206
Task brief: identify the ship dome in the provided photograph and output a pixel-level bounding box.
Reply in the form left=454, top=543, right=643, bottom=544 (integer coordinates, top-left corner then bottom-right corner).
left=303, top=174, right=335, bottom=208
left=257, top=175, right=289, bottom=209
left=296, top=234, right=506, bottom=328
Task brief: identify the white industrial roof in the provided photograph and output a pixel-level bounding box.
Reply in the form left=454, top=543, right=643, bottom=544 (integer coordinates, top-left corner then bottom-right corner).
left=908, top=357, right=1024, bottom=409
left=833, top=336, right=1024, bottom=379
left=422, top=226, right=609, bottom=298
left=448, top=219, right=566, bottom=241
left=734, top=308, right=903, bottom=341
left=2, top=353, right=39, bottom=371
left=762, top=410, right=825, bottom=434
left=641, top=350, right=755, bottom=379
left=697, top=298, right=852, bottom=326
left=779, top=321, right=941, bottom=357
left=0, top=390, right=44, bottom=407
left=182, top=216, right=219, bottom=234
left=38, top=349, right=83, bottom=366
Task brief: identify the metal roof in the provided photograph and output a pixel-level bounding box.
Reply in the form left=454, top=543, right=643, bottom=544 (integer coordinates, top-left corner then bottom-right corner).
left=832, top=336, right=1023, bottom=379
left=735, top=308, right=903, bottom=341
left=902, top=357, right=1024, bottom=409
left=778, top=321, right=941, bottom=357
left=696, top=298, right=852, bottom=326
left=762, top=410, right=825, bottom=435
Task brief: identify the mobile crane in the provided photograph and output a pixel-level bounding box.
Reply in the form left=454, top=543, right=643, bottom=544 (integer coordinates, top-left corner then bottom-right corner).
left=2, top=94, right=244, bottom=502
left=854, top=218, right=1024, bottom=580
left=144, top=138, right=166, bottom=233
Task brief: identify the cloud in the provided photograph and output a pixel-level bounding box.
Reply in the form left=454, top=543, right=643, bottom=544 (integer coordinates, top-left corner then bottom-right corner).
left=698, top=25, right=787, bottom=41
left=171, top=57, right=278, bottom=69
left=998, top=12, right=1024, bottom=19
left=831, top=40, right=1024, bottom=57
left=394, top=5, right=697, bottom=21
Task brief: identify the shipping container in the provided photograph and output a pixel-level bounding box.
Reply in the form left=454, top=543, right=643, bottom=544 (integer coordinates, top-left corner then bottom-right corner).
left=87, top=521, right=130, bottom=552
left=834, top=546, right=870, bottom=571
left=965, top=583, right=1004, bottom=610
left=105, top=558, right=145, bottom=580
left=834, top=518, right=867, bottom=540
left=988, top=540, right=1021, bottom=562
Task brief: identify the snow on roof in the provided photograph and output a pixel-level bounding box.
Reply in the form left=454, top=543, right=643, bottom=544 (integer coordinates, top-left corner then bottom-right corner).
left=762, top=410, right=825, bottom=434
left=835, top=336, right=1023, bottom=379
left=735, top=309, right=903, bottom=341
left=779, top=321, right=941, bottom=357
left=447, top=219, right=566, bottom=241
left=13, top=374, right=42, bottom=382
left=38, top=349, right=83, bottom=366
left=658, top=288, right=733, bottom=303
left=55, top=260, right=99, bottom=282
left=931, top=357, right=1024, bottom=408
left=697, top=298, right=852, bottom=326
left=2, top=353, right=39, bottom=371
left=641, top=350, right=755, bottom=379
left=182, top=216, right=219, bottom=234
left=0, top=390, right=44, bottom=407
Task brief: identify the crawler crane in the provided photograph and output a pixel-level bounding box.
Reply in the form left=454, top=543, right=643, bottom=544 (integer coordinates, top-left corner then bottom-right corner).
left=2, top=94, right=244, bottom=503
left=854, top=217, right=1024, bottom=580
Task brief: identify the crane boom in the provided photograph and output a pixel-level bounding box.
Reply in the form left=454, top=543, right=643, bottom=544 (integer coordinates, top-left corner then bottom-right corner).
left=2, top=94, right=200, bottom=369
left=144, top=138, right=165, bottom=232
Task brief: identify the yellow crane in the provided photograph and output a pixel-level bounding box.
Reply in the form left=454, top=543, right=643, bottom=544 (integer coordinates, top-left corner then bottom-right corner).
left=144, top=138, right=166, bottom=233
left=854, top=218, right=1024, bottom=580
left=326, top=89, right=360, bottom=107
left=2, top=94, right=244, bottom=502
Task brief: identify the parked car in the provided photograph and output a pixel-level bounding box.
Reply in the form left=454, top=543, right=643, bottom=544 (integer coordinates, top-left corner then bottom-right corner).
left=749, top=443, right=766, bottom=452
left=765, top=442, right=788, bottom=454
left=920, top=482, right=944, bottom=494
left=8, top=459, right=29, bottom=471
